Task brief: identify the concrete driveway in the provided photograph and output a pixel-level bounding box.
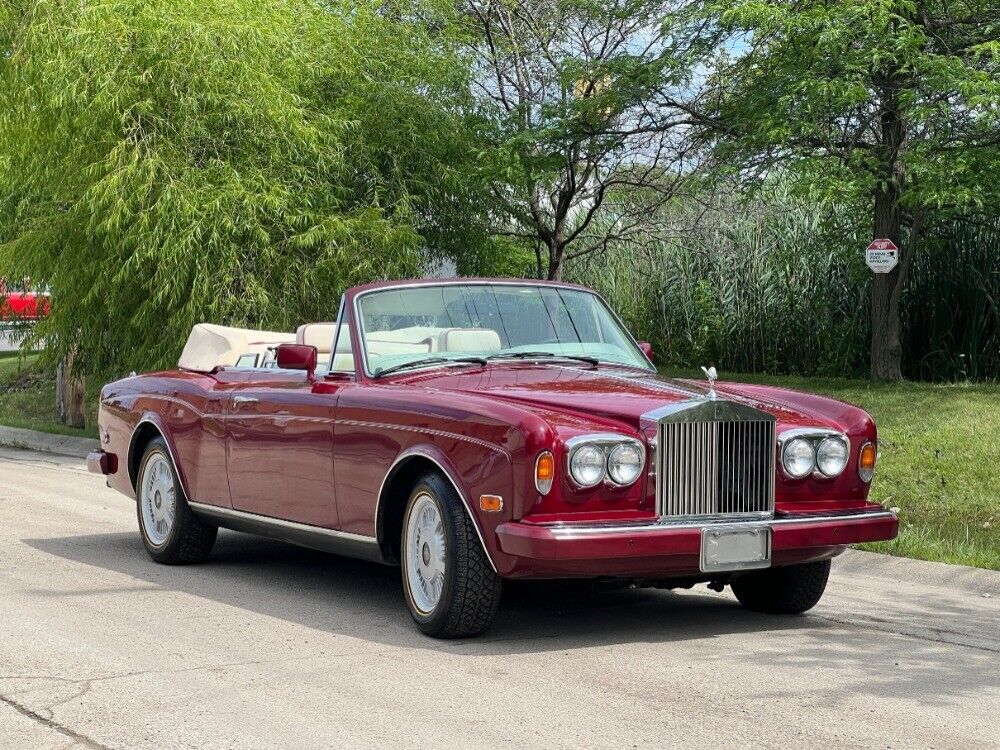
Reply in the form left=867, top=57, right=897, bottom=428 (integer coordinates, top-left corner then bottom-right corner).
left=1, top=446, right=997, bottom=750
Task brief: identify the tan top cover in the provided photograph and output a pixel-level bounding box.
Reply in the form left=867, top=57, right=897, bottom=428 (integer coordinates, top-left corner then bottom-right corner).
left=178, top=323, right=295, bottom=372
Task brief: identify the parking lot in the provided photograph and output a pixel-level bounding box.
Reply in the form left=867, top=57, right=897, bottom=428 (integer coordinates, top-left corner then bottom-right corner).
left=1, top=446, right=998, bottom=750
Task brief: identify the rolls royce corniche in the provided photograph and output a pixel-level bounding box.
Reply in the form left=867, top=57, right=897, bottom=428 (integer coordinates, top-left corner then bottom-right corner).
left=89, top=279, right=897, bottom=637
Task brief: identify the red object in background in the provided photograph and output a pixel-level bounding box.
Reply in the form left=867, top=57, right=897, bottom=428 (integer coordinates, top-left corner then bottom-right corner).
left=0, top=278, right=50, bottom=321
left=90, top=278, right=897, bottom=636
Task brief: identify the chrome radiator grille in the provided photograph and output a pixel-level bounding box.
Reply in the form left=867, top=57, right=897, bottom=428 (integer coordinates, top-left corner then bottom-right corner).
left=656, top=415, right=776, bottom=518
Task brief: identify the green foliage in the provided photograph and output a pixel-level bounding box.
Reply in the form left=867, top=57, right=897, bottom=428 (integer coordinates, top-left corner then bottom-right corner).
left=0, top=0, right=487, bottom=374
left=569, top=191, right=999, bottom=381
left=901, top=220, right=1000, bottom=381
left=690, top=0, right=1000, bottom=216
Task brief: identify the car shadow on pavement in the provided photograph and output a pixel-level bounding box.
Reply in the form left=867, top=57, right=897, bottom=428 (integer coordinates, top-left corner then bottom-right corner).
left=25, top=529, right=822, bottom=650
left=24, top=529, right=999, bottom=706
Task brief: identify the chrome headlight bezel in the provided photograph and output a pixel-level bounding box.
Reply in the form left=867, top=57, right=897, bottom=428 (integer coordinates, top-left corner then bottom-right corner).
left=566, top=434, right=646, bottom=489
left=778, top=428, right=851, bottom=480
left=781, top=437, right=816, bottom=479
left=607, top=442, right=645, bottom=486
left=816, top=435, right=850, bottom=477
left=568, top=444, right=606, bottom=488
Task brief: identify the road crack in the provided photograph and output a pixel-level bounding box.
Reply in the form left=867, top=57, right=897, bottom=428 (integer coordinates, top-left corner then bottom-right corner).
left=0, top=693, right=112, bottom=750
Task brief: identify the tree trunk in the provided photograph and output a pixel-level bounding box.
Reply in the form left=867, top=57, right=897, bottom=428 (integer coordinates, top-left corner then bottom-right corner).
left=546, top=238, right=563, bottom=280
left=56, top=350, right=86, bottom=428
left=870, top=85, right=907, bottom=381
left=870, top=192, right=905, bottom=381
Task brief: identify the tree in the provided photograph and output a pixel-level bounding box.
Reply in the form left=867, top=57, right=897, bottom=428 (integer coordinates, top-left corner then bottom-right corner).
left=0, top=0, right=487, bottom=374
left=682, top=0, right=1000, bottom=380
left=460, top=0, right=700, bottom=280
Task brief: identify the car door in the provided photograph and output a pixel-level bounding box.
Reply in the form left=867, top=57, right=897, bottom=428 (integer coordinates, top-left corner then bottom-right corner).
left=225, top=369, right=339, bottom=528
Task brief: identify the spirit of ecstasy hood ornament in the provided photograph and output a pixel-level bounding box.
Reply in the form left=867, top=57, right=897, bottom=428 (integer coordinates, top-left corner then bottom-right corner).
left=700, top=365, right=718, bottom=400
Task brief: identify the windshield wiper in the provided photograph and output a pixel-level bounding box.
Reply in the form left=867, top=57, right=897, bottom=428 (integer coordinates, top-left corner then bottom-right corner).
left=486, top=351, right=600, bottom=367
left=372, top=356, right=487, bottom=378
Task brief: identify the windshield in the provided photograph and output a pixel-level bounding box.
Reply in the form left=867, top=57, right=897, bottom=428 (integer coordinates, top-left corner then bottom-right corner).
left=356, top=283, right=654, bottom=375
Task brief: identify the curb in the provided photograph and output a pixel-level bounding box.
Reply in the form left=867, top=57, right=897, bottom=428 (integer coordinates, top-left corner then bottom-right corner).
left=836, top=548, right=1000, bottom=595
left=0, top=425, right=99, bottom=458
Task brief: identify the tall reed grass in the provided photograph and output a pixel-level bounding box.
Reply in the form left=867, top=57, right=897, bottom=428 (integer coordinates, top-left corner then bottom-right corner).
left=568, top=193, right=998, bottom=382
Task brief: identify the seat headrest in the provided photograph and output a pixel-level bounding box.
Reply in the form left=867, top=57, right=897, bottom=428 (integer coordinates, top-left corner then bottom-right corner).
left=440, top=328, right=502, bottom=353
left=296, top=323, right=337, bottom=354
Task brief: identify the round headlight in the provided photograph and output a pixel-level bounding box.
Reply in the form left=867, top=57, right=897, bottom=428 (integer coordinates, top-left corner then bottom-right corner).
left=570, top=444, right=606, bottom=487
left=782, top=437, right=816, bottom=478
left=816, top=436, right=849, bottom=477
left=607, top=443, right=644, bottom=486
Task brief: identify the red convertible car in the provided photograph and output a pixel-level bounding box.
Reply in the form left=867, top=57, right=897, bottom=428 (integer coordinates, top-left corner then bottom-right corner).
left=89, top=279, right=896, bottom=637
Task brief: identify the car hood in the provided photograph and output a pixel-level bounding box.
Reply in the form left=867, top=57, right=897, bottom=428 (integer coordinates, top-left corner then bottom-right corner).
left=400, top=364, right=867, bottom=435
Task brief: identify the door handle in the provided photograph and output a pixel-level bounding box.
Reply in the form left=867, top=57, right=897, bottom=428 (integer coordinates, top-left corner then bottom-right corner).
left=233, top=395, right=260, bottom=405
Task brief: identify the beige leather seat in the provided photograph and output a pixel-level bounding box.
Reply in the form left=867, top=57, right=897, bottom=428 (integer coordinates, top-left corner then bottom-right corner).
left=366, top=326, right=443, bottom=351
left=296, top=323, right=337, bottom=355
left=438, top=328, right=502, bottom=353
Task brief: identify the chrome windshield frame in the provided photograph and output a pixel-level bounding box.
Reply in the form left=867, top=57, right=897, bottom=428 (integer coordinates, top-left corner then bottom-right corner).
left=350, top=280, right=656, bottom=379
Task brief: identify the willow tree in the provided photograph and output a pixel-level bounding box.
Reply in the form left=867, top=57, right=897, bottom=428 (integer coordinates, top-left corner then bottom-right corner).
left=682, top=0, right=1000, bottom=380
left=0, top=0, right=485, bottom=374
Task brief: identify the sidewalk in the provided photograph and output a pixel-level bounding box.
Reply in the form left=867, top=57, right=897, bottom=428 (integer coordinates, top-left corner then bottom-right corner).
left=0, top=425, right=98, bottom=458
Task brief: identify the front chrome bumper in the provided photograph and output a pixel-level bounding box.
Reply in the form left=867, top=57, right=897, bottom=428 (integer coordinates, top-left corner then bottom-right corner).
left=496, top=507, right=899, bottom=562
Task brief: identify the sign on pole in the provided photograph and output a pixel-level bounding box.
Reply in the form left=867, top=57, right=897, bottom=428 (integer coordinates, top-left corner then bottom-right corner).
left=866, top=239, right=898, bottom=273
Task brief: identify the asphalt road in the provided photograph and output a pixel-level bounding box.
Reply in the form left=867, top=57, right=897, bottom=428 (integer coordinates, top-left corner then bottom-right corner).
left=1, top=446, right=998, bottom=750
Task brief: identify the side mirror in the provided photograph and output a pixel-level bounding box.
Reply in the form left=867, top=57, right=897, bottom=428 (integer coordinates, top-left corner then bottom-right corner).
left=638, top=341, right=654, bottom=361
left=276, top=343, right=318, bottom=379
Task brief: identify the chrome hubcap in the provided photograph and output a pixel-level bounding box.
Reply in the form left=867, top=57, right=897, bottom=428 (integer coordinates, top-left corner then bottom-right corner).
left=141, top=454, right=175, bottom=546
left=405, top=493, right=446, bottom=614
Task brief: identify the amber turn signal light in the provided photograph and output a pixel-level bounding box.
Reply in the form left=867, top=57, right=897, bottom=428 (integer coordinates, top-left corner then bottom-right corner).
left=858, top=441, right=877, bottom=483
left=535, top=451, right=555, bottom=495
left=479, top=494, right=504, bottom=512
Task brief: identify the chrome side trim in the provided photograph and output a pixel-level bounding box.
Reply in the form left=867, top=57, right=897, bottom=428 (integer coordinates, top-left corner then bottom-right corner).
left=537, top=509, right=897, bottom=538
left=373, top=449, right=498, bottom=572
left=188, top=502, right=385, bottom=564
left=337, top=419, right=510, bottom=459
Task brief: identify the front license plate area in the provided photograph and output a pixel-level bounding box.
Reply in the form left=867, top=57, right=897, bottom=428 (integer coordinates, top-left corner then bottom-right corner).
left=700, top=526, right=772, bottom=573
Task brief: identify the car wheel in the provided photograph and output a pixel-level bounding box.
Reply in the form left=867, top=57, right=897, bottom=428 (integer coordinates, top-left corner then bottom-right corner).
left=731, top=559, right=831, bottom=614
left=136, top=437, right=217, bottom=564
left=401, top=472, right=502, bottom=638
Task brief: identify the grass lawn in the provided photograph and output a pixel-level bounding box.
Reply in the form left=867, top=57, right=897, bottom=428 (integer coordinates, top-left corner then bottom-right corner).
left=1, top=350, right=996, bottom=569
left=0, top=351, right=100, bottom=437
left=664, top=368, right=1000, bottom=571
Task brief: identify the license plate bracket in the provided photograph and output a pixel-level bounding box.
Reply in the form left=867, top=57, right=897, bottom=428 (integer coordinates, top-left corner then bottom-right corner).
left=700, top=525, right=772, bottom=573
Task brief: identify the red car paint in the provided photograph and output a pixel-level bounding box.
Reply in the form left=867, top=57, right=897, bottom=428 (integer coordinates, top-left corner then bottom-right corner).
left=90, top=278, right=897, bottom=580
